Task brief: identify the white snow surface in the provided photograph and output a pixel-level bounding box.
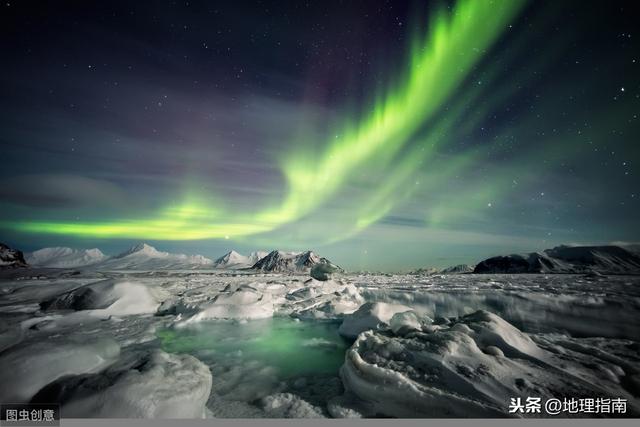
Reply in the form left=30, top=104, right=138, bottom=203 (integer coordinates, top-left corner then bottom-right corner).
left=338, top=302, right=414, bottom=339
left=339, top=309, right=640, bottom=417
left=0, top=336, right=121, bottom=403
left=40, top=278, right=162, bottom=317
left=179, top=286, right=275, bottom=322
left=0, top=268, right=639, bottom=418
left=47, top=350, right=212, bottom=418
left=389, top=310, right=423, bottom=335
left=261, top=393, right=324, bottom=418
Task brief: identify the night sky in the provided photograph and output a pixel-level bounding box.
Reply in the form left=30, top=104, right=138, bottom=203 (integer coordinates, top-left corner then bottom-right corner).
left=1, top=0, right=639, bottom=271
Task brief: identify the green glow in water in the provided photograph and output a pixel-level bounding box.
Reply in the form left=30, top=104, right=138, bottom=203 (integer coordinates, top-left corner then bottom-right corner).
left=158, top=317, right=349, bottom=378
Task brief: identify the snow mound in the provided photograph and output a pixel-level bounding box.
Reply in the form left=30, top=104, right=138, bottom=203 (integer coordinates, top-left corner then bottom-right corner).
left=340, top=309, right=640, bottom=417
left=32, top=350, right=212, bottom=418
left=389, top=310, right=423, bottom=336
left=0, top=337, right=120, bottom=403
left=40, top=279, right=160, bottom=316
left=180, top=287, right=274, bottom=322
left=338, top=302, right=413, bottom=339
left=156, top=297, right=199, bottom=316
left=26, top=247, right=107, bottom=268
left=310, top=262, right=342, bottom=281
left=0, top=242, right=28, bottom=269
left=286, top=279, right=364, bottom=320
left=261, top=393, right=324, bottom=418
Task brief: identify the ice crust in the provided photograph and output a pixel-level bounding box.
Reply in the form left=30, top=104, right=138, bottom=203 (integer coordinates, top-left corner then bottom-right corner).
left=1, top=267, right=639, bottom=418
left=0, top=337, right=120, bottom=403
left=338, top=302, right=414, bottom=339
left=33, top=350, right=212, bottom=418
left=339, top=309, right=640, bottom=417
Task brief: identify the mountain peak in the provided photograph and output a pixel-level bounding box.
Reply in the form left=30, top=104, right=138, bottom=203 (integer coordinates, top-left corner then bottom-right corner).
left=251, top=249, right=335, bottom=272
left=131, top=242, right=155, bottom=252
left=116, top=243, right=161, bottom=258
left=214, top=250, right=248, bottom=267
left=0, top=242, right=28, bottom=269
left=212, top=250, right=272, bottom=269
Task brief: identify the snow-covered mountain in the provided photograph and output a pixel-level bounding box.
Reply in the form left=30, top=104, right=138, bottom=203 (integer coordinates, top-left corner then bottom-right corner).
left=24, top=243, right=213, bottom=270
left=248, top=251, right=269, bottom=264
left=213, top=250, right=270, bottom=269
left=17, top=244, right=335, bottom=272
left=474, top=245, right=640, bottom=274
left=96, top=243, right=213, bottom=270
left=214, top=250, right=250, bottom=268
left=251, top=250, right=334, bottom=273
left=26, top=247, right=107, bottom=268
left=0, top=243, right=28, bottom=269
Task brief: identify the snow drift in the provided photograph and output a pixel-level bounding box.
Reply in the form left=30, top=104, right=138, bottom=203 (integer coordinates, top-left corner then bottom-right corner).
left=339, top=310, right=640, bottom=417
left=0, top=337, right=120, bottom=403
left=40, top=279, right=161, bottom=317
left=338, top=302, right=414, bottom=339
left=180, top=284, right=275, bottom=322
left=31, top=350, right=212, bottom=418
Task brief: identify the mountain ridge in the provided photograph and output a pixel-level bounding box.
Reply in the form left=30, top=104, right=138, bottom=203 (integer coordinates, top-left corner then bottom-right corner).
left=26, top=247, right=107, bottom=268
left=0, top=243, right=28, bottom=269
left=251, top=250, right=335, bottom=273
left=474, top=245, right=640, bottom=274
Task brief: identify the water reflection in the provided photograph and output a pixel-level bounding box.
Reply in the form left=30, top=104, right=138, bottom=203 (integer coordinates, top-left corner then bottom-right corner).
left=158, top=317, right=349, bottom=410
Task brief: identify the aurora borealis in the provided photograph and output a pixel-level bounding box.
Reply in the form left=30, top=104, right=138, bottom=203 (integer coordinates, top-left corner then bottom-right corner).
left=1, top=0, right=639, bottom=270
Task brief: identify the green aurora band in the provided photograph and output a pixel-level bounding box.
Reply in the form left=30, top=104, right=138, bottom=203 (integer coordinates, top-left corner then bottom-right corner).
left=7, top=0, right=528, bottom=241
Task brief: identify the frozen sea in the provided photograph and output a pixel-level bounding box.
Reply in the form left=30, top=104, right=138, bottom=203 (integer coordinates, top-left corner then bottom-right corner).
left=0, top=269, right=639, bottom=418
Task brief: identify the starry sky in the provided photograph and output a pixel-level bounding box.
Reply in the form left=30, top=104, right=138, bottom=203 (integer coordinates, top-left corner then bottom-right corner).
left=1, top=0, right=638, bottom=271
